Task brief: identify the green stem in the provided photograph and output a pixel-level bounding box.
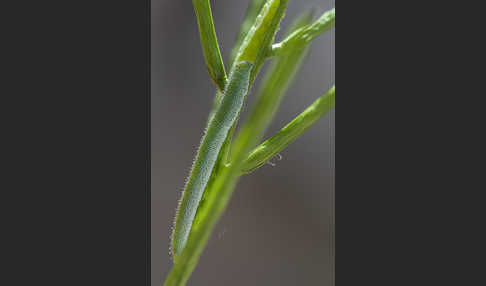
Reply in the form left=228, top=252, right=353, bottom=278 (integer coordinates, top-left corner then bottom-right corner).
left=241, top=85, right=335, bottom=173
left=193, top=0, right=227, bottom=91
left=269, top=8, right=335, bottom=57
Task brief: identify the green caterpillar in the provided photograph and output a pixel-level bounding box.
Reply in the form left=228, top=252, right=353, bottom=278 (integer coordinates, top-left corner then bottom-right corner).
left=171, top=61, right=253, bottom=259
left=171, top=0, right=284, bottom=260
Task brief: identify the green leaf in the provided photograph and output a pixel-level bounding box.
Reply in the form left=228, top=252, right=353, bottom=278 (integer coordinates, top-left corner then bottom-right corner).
left=170, top=61, right=253, bottom=259
left=241, top=85, right=335, bottom=173
left=270, top=8, right=335, bottom=57
left=192, top=0, right=227, bottom=91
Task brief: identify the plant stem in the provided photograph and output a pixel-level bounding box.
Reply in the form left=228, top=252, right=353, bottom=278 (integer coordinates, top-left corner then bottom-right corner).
left=192, top=0, right=227, bottom=91
left=269, top=8, right=335, bottom=57
left=241, top=85, right=335, bottom=173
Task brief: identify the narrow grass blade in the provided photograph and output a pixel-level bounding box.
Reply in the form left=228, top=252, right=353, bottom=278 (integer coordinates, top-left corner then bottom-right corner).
left=270, top=8, right=335, bottom=57
left=170, top=62, right=253, bottom=259
left=193, top=0, right=227, bottom=91
left=241, top=85, right=335, bottom=173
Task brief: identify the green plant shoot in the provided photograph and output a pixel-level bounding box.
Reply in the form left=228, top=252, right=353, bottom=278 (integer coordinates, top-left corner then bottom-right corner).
left=242, top=85, right=335, bottom=173
left=192, top=0, right=227, bottom=91
left=270, top=8, right=335, bottom=57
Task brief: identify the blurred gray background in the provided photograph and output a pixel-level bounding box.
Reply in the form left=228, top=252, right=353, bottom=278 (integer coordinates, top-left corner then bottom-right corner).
left=151, top=1, right=334, bottom=285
